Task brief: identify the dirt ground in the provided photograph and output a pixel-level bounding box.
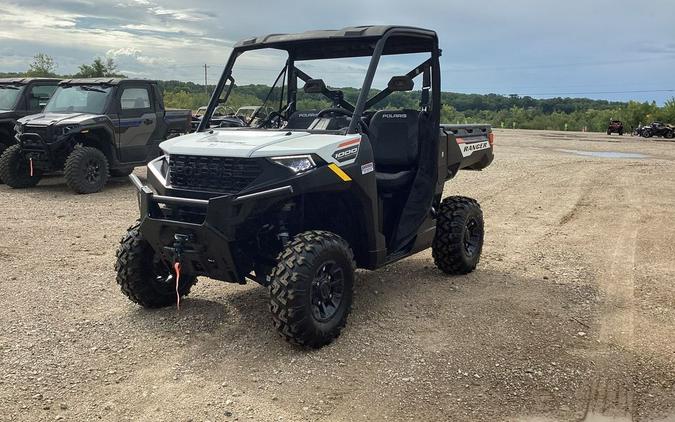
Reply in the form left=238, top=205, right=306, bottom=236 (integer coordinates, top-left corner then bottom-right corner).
left=0, top=129, right=674, bottom=422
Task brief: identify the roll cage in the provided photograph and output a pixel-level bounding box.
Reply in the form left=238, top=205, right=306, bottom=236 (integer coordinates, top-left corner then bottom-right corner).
left=198, top=26, right=441, bottom=135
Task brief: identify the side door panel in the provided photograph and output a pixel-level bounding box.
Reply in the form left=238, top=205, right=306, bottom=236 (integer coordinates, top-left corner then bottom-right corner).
left=147, top=85, right=168, bottom=160
left=117, top=85, right=156, bottom=163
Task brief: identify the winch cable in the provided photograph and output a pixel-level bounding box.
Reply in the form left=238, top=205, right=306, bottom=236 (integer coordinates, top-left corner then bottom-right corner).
left=29, top=158, right=34, bottom=177
left=174, top=261, right=182, bottom=311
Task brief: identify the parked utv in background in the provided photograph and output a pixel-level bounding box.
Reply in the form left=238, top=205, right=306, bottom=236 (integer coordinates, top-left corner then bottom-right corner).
left=607, top=120, right=623, bottom=135
left=190, top=105, right=271, bottom=130
left=115, top=26, right=494, bottom=348
left=0, top=78, right=61, bottom=182
left=0, top=78, right=191, bottom=193
left=640, top=122, right=674, bottom=139
left=191, top=105, right=238, bottom=131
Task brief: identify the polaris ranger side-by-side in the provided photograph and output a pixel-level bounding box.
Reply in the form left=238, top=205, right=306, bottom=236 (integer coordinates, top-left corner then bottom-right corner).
left=115, top=26, right=494, bottom=348
left=0, top=78, right=61, bottom=182
left=0, top=79, right=192, bottom=193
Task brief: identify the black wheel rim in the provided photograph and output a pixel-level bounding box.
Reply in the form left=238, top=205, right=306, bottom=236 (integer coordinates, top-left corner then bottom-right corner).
left=85, top=159, right=101, bottom=184
left=310, top=261, right=345, bottom=322
left=463, top=217, right=481, bottom=257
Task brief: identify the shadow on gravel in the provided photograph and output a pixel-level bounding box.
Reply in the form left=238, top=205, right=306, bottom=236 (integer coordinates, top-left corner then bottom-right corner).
left=6, top=175, right=134, bottom=195
left=113, top=260, right=675, bottom=421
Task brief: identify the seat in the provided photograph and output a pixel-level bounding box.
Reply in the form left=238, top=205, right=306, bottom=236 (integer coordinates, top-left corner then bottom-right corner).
left=285, top=110, right=319, bottom=129
left=368, top=110, right=420, bottom=192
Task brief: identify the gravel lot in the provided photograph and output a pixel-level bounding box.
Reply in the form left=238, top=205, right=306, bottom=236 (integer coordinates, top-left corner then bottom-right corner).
left=1, top=129, right=674, bottom=422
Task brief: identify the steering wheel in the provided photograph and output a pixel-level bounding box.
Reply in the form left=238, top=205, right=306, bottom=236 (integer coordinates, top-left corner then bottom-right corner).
left=256, top=111, right=285, bottom=128
left=316, top=107, right=372, bottom=138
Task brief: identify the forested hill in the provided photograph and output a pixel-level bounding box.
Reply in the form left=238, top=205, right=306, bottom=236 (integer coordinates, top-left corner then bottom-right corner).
left=159, top=80, right=673, bottom=133
left=3, top=71, right=671, bottom=132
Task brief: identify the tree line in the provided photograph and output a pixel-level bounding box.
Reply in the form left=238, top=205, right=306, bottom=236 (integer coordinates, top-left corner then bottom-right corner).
left=3, top=54, right=674, bottom=132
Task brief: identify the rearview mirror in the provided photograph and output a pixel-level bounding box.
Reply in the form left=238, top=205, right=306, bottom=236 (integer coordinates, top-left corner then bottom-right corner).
left=303, top=79, right=326, bottom=94
left=388, top=76, right=414, bottom=92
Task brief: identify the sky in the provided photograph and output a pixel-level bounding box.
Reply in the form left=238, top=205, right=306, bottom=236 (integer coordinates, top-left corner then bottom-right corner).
left=0, top=0, right=674, bottom=104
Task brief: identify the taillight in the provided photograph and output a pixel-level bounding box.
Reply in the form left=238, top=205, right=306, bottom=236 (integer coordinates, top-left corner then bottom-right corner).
left=488, top=132, right=495, bottom=146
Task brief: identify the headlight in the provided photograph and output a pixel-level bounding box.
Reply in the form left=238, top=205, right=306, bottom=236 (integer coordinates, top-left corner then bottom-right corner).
left=61, top=125, right=79, bottom=135
left=270, top=155, right=316, bottom=173
left=13, top=123, right=22, bottom=134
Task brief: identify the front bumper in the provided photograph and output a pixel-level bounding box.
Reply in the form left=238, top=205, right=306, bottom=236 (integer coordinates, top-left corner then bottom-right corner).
left=130, top=173, right=293, bottom=283
left=16, top=129, right=70, bottom=169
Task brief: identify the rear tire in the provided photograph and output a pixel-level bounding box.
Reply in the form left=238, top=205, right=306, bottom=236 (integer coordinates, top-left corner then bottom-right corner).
left=432, top=196, right=484, bottom=275
left=269, top=231, right=355, bottom=348
left=0, top=144, right=42, bottom=188
left=64, top=146, right=109, bottom=194
left=665, top=131, right=674, bottom=139
left=115, top=221, right=197, bottom=308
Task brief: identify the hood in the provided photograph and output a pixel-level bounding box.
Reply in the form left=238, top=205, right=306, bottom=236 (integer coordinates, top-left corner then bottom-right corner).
left=0, top=110, right=15, bottom=120
left=18, top=113, right=101, bottom=126
left=160, top=128, right=363, bottom=166
left=160, top=129, right=313, bottom=158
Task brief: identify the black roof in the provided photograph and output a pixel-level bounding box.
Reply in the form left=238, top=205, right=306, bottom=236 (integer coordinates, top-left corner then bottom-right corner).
left=234, top=25, right=438, bottom=60
left=0, top=77, right=61, bottom=85
left=59, top=78, right=157, bottom=86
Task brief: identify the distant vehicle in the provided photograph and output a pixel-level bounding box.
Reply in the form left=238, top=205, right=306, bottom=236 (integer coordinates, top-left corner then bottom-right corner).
left=233, top=106, right=275, bottom=127
left=632, top=124, right=646, bottom=137
left=190, top=105, right=237, bottom=130
left=606, top=120, right=624, bottom=135
left=641, top=122, right=674, bottom=139
left=0, top=78, right=192, bottom=194
left=0, top=78, right=61, bottom=181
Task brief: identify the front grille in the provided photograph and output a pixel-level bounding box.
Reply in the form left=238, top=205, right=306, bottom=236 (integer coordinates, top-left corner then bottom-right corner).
left=22, top=125, right=49, bottom=140
left=20, top=126, right=51, bottom=150
left=168, top=154, right=262, bottom=193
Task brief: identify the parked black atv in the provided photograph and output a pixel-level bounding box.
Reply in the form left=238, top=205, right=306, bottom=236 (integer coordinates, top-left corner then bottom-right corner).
left=641, top=122, right=674, bottom=139
left=0, top=78, right=191, bottom=193
left=115, top=26, right=495, bottom=348
left=0, top=78, right=61, bottom=183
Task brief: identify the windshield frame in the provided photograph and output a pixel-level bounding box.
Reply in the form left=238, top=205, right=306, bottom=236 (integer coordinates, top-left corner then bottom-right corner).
left=198, top=28, right=440, bottom=134
left=0, top=84, right=25, bottom=111
left=43, top=84, right=114, bottom=115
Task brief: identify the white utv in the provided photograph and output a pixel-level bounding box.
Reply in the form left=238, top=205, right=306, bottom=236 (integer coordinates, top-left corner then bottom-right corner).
left=115, top=26, right=494, bottom=348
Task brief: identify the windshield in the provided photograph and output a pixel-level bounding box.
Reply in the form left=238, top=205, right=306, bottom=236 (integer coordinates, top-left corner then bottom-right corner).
left=210, top=48, right=371, bottom=131
left=0, top=85, right=23, bottom=111
left=207, top=42, right=434, bottom=133
left=44, top=85, right=112, bottom=114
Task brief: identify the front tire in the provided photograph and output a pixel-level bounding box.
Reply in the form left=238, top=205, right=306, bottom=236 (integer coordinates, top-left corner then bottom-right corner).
left=115, top=221, right=197, bottom=308
left=269, top=231, right=355, bottom=348
left=432, top=196, right=484, bottom=275
left=64, top=146, right=109, bottom=194
left=0, top=144, right=42, bottom=188
left=0, top=142, right=7, bottom=184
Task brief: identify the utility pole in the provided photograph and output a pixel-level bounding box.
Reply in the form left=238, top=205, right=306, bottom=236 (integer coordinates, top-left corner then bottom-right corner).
left=204, top=64, right=208, bottom=96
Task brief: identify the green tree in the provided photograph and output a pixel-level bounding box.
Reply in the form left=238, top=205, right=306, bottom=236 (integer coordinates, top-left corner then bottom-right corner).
left=26, top=53, right=57, bottom=77
left=75, top=57, right=124, bottom=78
